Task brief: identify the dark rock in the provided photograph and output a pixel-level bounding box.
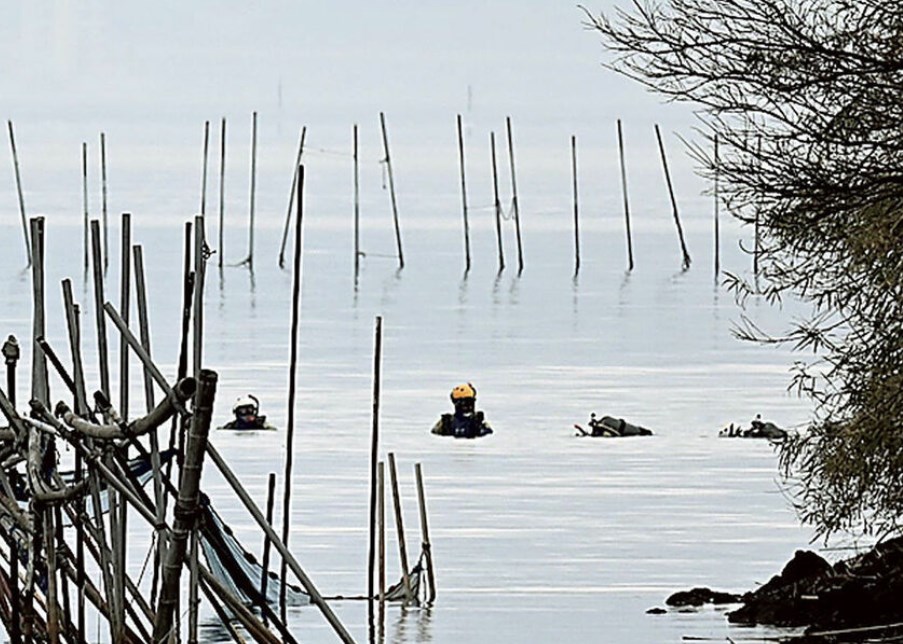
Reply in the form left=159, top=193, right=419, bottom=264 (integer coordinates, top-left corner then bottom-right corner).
left=666, top=586, right=743, bottom=607
left=646, top=607, right=667, bottom=614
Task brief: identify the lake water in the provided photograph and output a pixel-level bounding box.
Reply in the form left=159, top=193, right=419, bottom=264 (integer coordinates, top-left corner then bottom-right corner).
left=0, top=3, right=829, bottom=640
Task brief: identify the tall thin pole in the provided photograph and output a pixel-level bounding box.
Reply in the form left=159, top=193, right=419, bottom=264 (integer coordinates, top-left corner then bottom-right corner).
left=379, top=112, right=404, bottom=269
left=457, top=114, right=471, bottom=273
left=279, top=126, right=307, bottom=269
left=280, top=165, right=305, bottom=620
left=377, top=461, right=386, bottom=619
left=353, top=124, right=361, bottom=282
left=218, top=117, right=226, bottom=268
left=200, top=120, right=210, bottom=217
left=119, top=213, right=131, bottom=421
left=83, top=143, right=90, bottom=273
left=388, top=453, right=412, bottom=603
left=572, top=135, right=580, bottom=275
left=490, top=132, right=505, bottom=272
left=506, top=116, right=524, bottom=275
left=415, top=463, right=436, bottom=603
left=260, top=471, right=277, bottom=623
left=617, top=119, right=634, bottom=271
left=714, top=133, right=720, bottom=278
left=754, top=135, right=761, bottom=278
left=30, top=217, right=48, bottom=407
left=7, top=121, right=31, bottom=266
left=101, top=132, right=109, bottom=270
left=246, top=111, right=258, bottom=269
left=192, top=216, right=206, bottom=381
left=654, top=125, right=691, bottom=271
left=367, top=315, right=383, bottom=618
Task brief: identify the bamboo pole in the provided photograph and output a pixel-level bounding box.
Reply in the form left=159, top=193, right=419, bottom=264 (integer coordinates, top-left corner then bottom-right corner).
left=280, top=165, right=305, bottom=620
left=193, top=215, right=206, bottom=381
left=505, top=116, right=524, bottom=275
left=572, top=135, right=580, bottom=276
left=278, top=126, right=307, bottom=269
left=654, top=124, right=691, bottom=270
left=368, top=315, right=383, bottom=618
left=239, top=110, right=258, bottom=269
left=379, top=112, right=404, bottom=269
left=457, top=114, right=471, bottom=273
left=260, top=471, right=277, bottom=624
left=414, top=463, right=436, bottom=603
left=490, top=132, right=505, bottom=272
left=377, top=462, right=386, bottom=617
left=7, top=120, right=32, bottom=266
left=218, top=117, right=226, bottom=268
left=617, top=119, right=635, bottom=271
left=154, top=369, right=218, bottom=643
left=89, top=221, right=112, bottom=403
left=714, top=133, right=720, bottom=279
left=83, top=142, right=90, bottom=273
left=119, top=213, right=131, bottom=421
left=205, top=443, right=355, bottom=644
left=353, top=124, right=361, bottom=282
left=200, top=119, right=210, bottom=217
left=101, top=132, right=109, bottom=270
left=188, top=530, right=199, bottom=644
left=30, top=217, right=49, bottom=407
left=387, top=452, right=412, bottom=603
left=43, top=508, right=60, bottom=643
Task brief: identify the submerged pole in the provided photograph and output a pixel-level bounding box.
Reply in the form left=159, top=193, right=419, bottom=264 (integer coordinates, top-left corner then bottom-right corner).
left=83, top=142, right=90, bottom=273
left=714, top=133, right=720, bottom=278
left=7, top=120, right=31, bottom=266
left=280, top=165, right=305, bottom=620
left=377, top=462, right=386, bottom=616
left=101, top=132, right=109, bottom=270
left=457, top=114, right=471, bottom=273
left=388, top=452, right=412, bottom=603
left=354, top=124, right=361, bottom=282
left=278, top=126, right=307, bottom=269
left=415, top=463, right=436, bottom=603
left=617, top=119, right=634, bottom=271
left=200, top=119, right=210, bottom=217
left=379, top=112, right=404, bottom=269
left=572, top=135, right=580, bottom=275
left=506, top=116, right=524, bottom=275
left=260, top=471, right=277, bottom=623
left=654, top=124, right=691, bottom=271
left=490, top=132, right=505, bottom=272
left=368, top=315, right=383, bottom=617
left=218, top=117, right=226, bottom=268
left=244, top=110, right=258, bottom=269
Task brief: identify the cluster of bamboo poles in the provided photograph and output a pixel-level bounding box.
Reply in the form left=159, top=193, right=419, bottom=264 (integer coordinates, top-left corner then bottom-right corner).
left=9, top=114, right=732, bottom=290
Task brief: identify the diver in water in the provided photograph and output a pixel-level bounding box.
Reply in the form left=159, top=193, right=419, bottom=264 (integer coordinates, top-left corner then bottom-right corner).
left=431, top=383, right=493, bottom=439
left=223, top=395, right=271, bottom=430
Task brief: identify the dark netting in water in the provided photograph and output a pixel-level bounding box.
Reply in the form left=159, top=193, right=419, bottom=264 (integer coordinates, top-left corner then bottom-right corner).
left=199, top=497, right=310, bottom=608
left=385, top=552, right=425, bottom=603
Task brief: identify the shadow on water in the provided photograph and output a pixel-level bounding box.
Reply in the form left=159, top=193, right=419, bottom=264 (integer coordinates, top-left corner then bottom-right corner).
left=385, top=605, right=433, bottom=644
left=379, top=268, right=403, bottom=308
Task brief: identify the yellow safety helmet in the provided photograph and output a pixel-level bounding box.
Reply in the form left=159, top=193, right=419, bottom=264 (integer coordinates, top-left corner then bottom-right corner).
left=450, top=383, right=476, bottom=401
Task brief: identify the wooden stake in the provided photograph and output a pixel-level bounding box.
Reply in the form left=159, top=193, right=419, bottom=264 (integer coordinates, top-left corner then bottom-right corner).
left=91, top=220, right=111, bottom=399
left=218, top=117, right=226, bottom=268
left=30, top=217, right=49, bottom=406
left=260, top=471, right=277, bottom=623
left=617, top=119, right=635, bottom=271
left=415, top=463, right=436, bottom=603
left=280, top=165, right=304, bottom=620
left=119, top=213, right=131, bottom=421
left=200, top=120, right=210, bottom=217
left=278, top=126, right=307, bottom=269
left=654, top=124, right=691, bottom=270
left=83, top=143, right=90, bottom=273
left=714, top=133, right=720, bottom=278
left=457, top=114, right=471, bottom=273
left=101, top=132, right=109, bottom=270
left=378, top=461, right=386, bottom=622
left=242, top=111, right=258, bottom=269
left=490, top=132, right=505, bottom=272
left=387, top=452, right=412, bottom=603
left=193, top=215, right=206, bottom=381
left=506, top=116, right=524, bottom=275
left=379, top=112, right=404, bottom=269
left=572, top=135, right=580, bottom=275
left=368, top=315, right=382, bottom=617
left=7, top=120, right=31, bottom=266
left=353, top=124, right=361, bottom=282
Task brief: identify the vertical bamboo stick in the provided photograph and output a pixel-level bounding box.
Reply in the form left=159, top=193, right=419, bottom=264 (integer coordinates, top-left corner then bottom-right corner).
left=714, top=133, right=720, bottom=278
left=193, top=215, right=206, bottom=381
left=280, top=165, right=305, bottom=620
left=200, top=120, right=210, bottom=217
left=414, top=463, right=436, bottom=603
left=387, top=452, right=412, bottom=603
left=377, top=461, right=386, bottom=621
left=506, top=116, right=524, bottom=274
left=83, top=143, right=90, bottom=273
left=572, top=135, right=580, bottom=275
left=44, top=509, right=60, bottom=643
left=7, top=120, right=32, bottom=266
left=617, top=119, right=634, bottom=271
left=30, top=217, right=49, bottom=406
left=353, top=124, right=361, bottom=282
left=260, top=471, right=277, bottom=623
left=188, top=530, right=199, bottom=644
left=457, top=114, right=471, bottom=273
left=654, top=124, right=691, bottom=270
left=101, top=132, right=109, bottom=270
left=368, top=315, right=383, bottom=616
left=91, top=220, right=111, bottom=399
left=218, top=117, right=226, bottom=268
left=119, top=213, right=131, bottom=421
left=243, top=110, right=258, bottom=269
left=279, top=126, right=307, bottom=269
left=490, top=132, right=505, bottom=272
left=379, top=112, right=404, bottom=269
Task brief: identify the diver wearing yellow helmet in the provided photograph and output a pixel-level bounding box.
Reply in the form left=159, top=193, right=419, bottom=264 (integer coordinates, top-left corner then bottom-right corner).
left=431, top=383, right=493, bottom=439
